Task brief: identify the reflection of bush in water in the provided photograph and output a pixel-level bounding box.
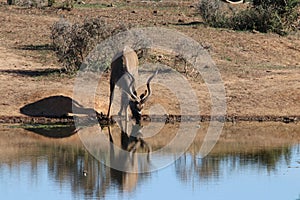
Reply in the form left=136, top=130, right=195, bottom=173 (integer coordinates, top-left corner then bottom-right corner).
left=238, top=147, right=292, bottom=170
left=44, top=144, right=127, bottom=198
left=40, top=145, right=108, bottom=198
left=175, top=146, right=292, bottom=183
left=49, top=144, right=152, bottom=196
left=3, top=142, right=149, bottom=198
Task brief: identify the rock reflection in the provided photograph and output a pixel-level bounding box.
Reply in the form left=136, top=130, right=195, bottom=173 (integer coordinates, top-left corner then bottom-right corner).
left=24, top=123, right=77, bottom=138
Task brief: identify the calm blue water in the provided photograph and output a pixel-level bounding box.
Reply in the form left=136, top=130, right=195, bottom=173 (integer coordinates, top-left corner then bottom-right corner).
left=1, top=126, right=300, bottom=200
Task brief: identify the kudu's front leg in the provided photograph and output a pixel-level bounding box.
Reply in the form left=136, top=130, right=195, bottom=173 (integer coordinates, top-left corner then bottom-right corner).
left=118, top=91, right=130, bottom=133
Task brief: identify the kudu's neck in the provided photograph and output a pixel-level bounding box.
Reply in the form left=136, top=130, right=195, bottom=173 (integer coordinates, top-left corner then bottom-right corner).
left=129, top=100, right=142, bottom=125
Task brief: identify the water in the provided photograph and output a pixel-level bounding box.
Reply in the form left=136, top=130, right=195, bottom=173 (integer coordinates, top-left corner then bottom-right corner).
left=0, top=122, right=300, bottom=200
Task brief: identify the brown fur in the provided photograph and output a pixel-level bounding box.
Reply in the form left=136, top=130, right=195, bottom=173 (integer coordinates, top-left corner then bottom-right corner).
left=107, top=46, right=139, bottom=119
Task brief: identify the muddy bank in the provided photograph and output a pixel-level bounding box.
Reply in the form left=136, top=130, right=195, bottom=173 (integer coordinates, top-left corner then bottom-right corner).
left=0, top=114, right=299, bottom=124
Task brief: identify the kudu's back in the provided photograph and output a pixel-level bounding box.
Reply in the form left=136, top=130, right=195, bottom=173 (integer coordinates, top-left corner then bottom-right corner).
left=110, top=46, right=139, bottom=86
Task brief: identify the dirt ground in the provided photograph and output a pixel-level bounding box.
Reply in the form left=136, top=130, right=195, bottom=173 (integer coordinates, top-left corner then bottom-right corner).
left=0, top=0, right=300, bottom=121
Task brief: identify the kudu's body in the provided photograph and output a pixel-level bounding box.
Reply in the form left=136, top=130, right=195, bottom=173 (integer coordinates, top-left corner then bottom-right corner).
left=107, top=46, right=157, bottom=125
left=106, top=47, right=154, bottom=190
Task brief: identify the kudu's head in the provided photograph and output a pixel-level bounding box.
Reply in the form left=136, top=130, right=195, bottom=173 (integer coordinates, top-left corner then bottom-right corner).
left=127, top=70, right=158, bottom=125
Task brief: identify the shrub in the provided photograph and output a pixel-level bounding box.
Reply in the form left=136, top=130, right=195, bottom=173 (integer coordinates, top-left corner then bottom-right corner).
left=253, top=0, right=300, bottom=33
left=51, top=18, right=128, bottom=73
left=198, top=0, right=229, bottom=28
left=230, top=6, right=284, bottom=34
left=253, top=0, right=299, bottom=13
left=7, top=0, right=52, bottom=7
left=198, top=0, right=300, bottom=35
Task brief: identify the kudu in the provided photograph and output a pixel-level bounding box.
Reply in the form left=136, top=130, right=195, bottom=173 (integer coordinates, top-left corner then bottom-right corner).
left=107, top=46, right=157, bottom=125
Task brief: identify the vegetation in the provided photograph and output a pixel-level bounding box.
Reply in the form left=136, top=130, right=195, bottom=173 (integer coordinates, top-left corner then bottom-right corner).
left=6, top=0, right=51, bottom=7
left=51, top=18, right=128, bottom=73
left=198, top=0, right=300, bottom=35
left=198, top=0, right=228, bottom=28
left=7, top=0, right=83, bottom=9
left=47, top=1, right=299, bottom=73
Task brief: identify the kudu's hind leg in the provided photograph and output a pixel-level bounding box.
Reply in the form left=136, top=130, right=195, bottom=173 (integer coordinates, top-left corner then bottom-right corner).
left=107, top=83, right=115, bottom=117
left=118, top=91, right=128, bottom=116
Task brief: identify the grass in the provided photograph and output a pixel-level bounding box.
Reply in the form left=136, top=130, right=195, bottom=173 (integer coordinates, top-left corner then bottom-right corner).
left=224, top=56, right=232, bottom=62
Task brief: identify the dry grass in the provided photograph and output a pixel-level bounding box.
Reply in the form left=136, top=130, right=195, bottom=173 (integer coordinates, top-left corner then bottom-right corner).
left=0, top=0, right=299, bottom=118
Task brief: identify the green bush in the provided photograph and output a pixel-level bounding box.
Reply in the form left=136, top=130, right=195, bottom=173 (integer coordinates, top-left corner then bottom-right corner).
left=253, top=0, right=299, bottom=13
left=230, top=6, right=284, bottom=34
left=198, top=0, right=300, bottom=35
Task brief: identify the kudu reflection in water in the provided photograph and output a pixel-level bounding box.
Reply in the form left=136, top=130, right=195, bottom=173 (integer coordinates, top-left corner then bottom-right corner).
left=107, top=116, right=151, bottom=192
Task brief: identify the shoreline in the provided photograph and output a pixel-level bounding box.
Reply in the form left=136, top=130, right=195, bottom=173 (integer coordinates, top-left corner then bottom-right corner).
left=0, top=114, right=298, bottom=124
